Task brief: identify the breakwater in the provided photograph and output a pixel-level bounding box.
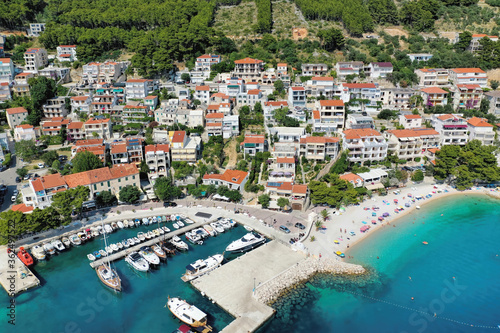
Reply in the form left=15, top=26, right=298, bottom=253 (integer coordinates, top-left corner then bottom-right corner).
left=254, top=257, right=365, bottom=304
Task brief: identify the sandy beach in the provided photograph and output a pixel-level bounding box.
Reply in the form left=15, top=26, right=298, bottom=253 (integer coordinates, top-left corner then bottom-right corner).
left=306, top=184, right=500, bottom=259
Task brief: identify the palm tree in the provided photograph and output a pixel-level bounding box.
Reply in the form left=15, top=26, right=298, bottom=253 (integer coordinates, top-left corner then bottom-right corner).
left=315, top=220, right=323, bottom=230
left=320, top=209, right=329, bottom=221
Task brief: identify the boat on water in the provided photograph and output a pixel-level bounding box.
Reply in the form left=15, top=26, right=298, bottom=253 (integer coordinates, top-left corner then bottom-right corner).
left=99, top=249, right=107, bottom=257
left=167, top=297, right=212, bottom=331
left=96, top=225, right=104, bottom=234
left=157, top=228, right=164, bottom=235
left=225, top=232, right=266, bottom=253
left=111, top=222, right=118, bottom=230
left=177, top=220, right=185, bottom=228
left=211, top=222, right=224, bottom=234
left=181, top=254, right=224, bottom=282
left=194, top=228, right=209, bottom=239
left=185, top=218, right=195, bottom=224
left=203, top=224, right=217, bottom=237
left=123, top=220, right=129, bottom=228
left=142, top=218, right=149, bottom=225
left=110, top=243, right=119, bottom=252
left=96, top=218, right=122, bottom=292
left=220, top=219, right=232, bottom=230
left=173, top=223, right=179, bottom=229
left=117, top=221, right=124, bottom=229
left=185, top=231, right=203, bottom=245
left=87, top=253, right=96, bottom=261
left=122, top=239, right=130, bottom=248
left=16, top=247, right=34, bottom=266
left=91, top=228, right=100, bottom=238
left=139, top=246, right=160, bottom=266
left=134, top=220, right=141, bottom=227
left=133, top=237, right=140, bottom=244
left=146, top=231, right=154, bottom=239
left=152, top=244, right=167, bottom=260
left=43, top=242, right=57, bottom=255
left=77, top=231, right=87, bottom=242
left=70, top=234, right=82, bottom=246
left=128, top=238, right=135, bottom=246
left=31, top=245, right=46, bottom=261
left=171, top=236, right=189, bottom=251
left=105, top=246, right=113, bottom=254
left=137, top=232, right=146, bottom=242
left=117, top=242, right=123, bottom=250
left=104, top=224, right=113, bottom=234
left=61, top=237, right=71, bottom=247
left=244, top=225, right=253, bottom=232
left=51, top=239, right=65, bottom=252
left=162, top=226, right=171, bottom=233
left=125, top=252, right=149, bottom=272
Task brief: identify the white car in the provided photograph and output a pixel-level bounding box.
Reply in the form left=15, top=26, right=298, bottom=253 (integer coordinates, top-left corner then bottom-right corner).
left=11, top=195, right=17, bottom=203
left=12, top=189, right=18, bottom=196
left=37, top=163, right=45, bottom=168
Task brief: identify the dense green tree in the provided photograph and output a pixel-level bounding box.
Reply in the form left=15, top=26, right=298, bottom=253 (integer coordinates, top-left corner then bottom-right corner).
left=377, top=109, right=398, bottom=120
left=154, top=176, right=182, bottom=201
left=274, top=80, right=285, bottom=94
left=96, top=191, right=117, bottom=206
left=51, top=185, right=90, bottom=223
left=72, top=151, right=103, bottom=173
left=52, top=160, right=61, bottom=170
left=411, top=170, right=425, bottom=182
left=15, top=140, right=41, bottom=162
left=118, top=185, right=141, bottom=204
left=16, top=167, right=28, bottom=178
left=456, top=31, right=473, bottom=51
left=258, top=194, right=271, bottom=208
left=368, top=0, right=399, bottom=24
left=277, top=197, right=289, bottom=209
left=317, top=28, right=345, bottom=51
left=41, top=150, right=59, bottom=167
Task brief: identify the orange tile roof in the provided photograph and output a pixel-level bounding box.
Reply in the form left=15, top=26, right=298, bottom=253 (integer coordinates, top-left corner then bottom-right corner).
left=211, top=92, right=229, bottom=99
left=76, top=145, right=105, bottom=156
left=203, top=169, right=248, bottom=185
left=71, top=96, right=90, bottom=101
left=145, top=144, right=170, bottom=153
left=340, top=173, right=363, bottom=183
left=0, top=58, right=12, bottom=63
left=6, top=107, right=28, bottom=115
left=277, top=63, right=287, bottom=67
left=207, top=122, right=222, bottom=127
left=109, top=164, right=139, bottom=179
left=206, top=112, right=224, bottom=119
left=111, top=143, right=127, bottom=154
left=265, top=101, right=288, bottom=107
left=144, top=95, right=157, bottom=100
left=74, top=139, right=104, bottom=146
left=387, top=129, right=439, bottom=138
left=207, top=104, right=220, bottom=110
left=126, top=79, right=149, bottom=83
left=291, top=87, right=305, bottom=91
left=67, top=122, right=83, bottom=129
left=196, top=85, right=210, bottom=91
left=312, top=110, right=320, bottom=120
left=15, top=72, right=32, bottom=77
left=171, top=131, right=186, bottom=143
left=451, top=68, right=485, bottom=74
left=247, top=89, right=261, bottom=95
left=124, top=105, right=148, bottom=109
left=467, top=117, right=493, bottom=127
left=319, top=100, right=344, bottom=107
left=16, top=124, right=33, bottom=129
left=312, top=76, right=334, bottom=81
left=85, top=118, right=111, bottom=125
left=300, top=136, right=340, bottom=144
left=277, top=157, right=295, bottom=164
left=241, top=135, right=265, bottom=145
left=343, top=128, right=382, bottom=140
left=59, top=45, right=76, bottom=48
left=11, top=203, right=34, bottom=213
left=437, top=114, right=463, bottom=121
left=292, top=184, right=308, bottom=194
left=421, top=87, right=448, bottom=94
left=343, top=83, right=377, bottom=89
left=456, top=84, right=481, bottom=90
left=35, top=173, right=66, bottom=190
left=428, top=148, right=440, bottom=154
left=403, top=114, right=422, bottom=119
left=234, top=57, right=263, bottom=64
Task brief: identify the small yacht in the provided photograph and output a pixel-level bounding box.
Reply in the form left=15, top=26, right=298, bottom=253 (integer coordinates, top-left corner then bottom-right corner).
left=77, top=231, right=87, bottom=243
left=134, top=220, right=141, bottom=227
left=128, top=238, right=135, bottom=246
left=96, top=263, right=121, bottom=292
left=211, top=222, right=224, bottom=234
left=152, top=244, right=167, bottom=260
left=225, top=232, right=266, bottom=253
left=110, top=243, right=119, bottom=252
left=117, top=221, right=124, bottom=229
left=139, top=246, right=160, bottom=266
left=31, top=245, right=46, bottom=261
left=69, top=234, right=82, bottom=246
left=161, top=240, right=177, bottom=255
left=123, top=220, right=129, bottom=228
left=105, top=246, right=113, bottom=254
left=220, top=219, right=232, bottom=230
left=194, top=228, right=209, bottom=239
left=122, top=239, right=130, bottom=248
left=162, top=226, right=171, bottom=233
left=117, top=242, right=123, bottom=250
left=185, top=218, right=195, bottom=224
left=51, top=239, right=66, bottom=252
left=181, top=254, right=224, bottom=282
left=185, top=231, right=203, bottom=245
left=203, top=224, right=217, bottom=237
left=87, top=253, right=96, bottom=261
left=142, top=218, right=149, bottom=225
left=177, top=220, right=185, bottom=228
left=104, top=224, right=113, bottom=234
left=137, top=232, right=146, bottom=242
left=171, top=236, right=189, bottom=250
left=91, top=227, right=100, bottom=238
left=172, top=223, right=179, bottom=229
left=146, top=231, right=154, bottom=239
left=133, top=236, right=140, bottom=244
left=167, top=297, right=210, bottom=329
left=61, top=237, right=71, bottom=247
left=42, top=242, right=57, bottom=255
left=96, top=225, right=104, bottom=234
left=157, top=228, right=164, bottom=235
left=99, top=249, right=107, bottom=257
left=125, top=252, right=149, bottom=272
left=111, top=222, right=118, bottom=230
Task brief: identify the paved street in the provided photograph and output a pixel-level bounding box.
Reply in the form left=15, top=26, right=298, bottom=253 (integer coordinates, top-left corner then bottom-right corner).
left=0, top=136, right=20, bottom=212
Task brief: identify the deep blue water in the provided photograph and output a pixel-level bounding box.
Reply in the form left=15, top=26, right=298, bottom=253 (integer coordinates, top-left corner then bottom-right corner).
left=0, top=220, right=248, bottom=333
left=261, top=194, right=500, bottom=333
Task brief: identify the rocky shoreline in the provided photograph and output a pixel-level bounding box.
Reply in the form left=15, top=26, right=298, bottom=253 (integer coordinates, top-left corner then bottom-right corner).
left=253, top=257, right=365, bottom=304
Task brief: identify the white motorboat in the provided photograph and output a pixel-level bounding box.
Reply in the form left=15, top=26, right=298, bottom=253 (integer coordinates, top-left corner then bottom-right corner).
left=128, top=238, right=135, bottom=246
left=137, top=232, right=146, bottom=242
left=139, top=246, right=160, bottom=266
left=146, top=231, right=154, bottom=239
left=117, top=221, right=124, bottom=229
left=31, top=245, right=46, bottom=261
left=125, top=252, right=149, bottom=272
left=96, top=225, right=104, bottom=234
left=244, top=225, right=253, bottom=232
left=42, top=242, right=56, bottom=255
left=133, top=237, right=140, bottom=244
left=105, top=246, right=113, bottom=254
left=134, top=220, right=141, bottom=227
left=211, top=222, right=224, bottom=234
left=123, top=220, right=129, bottom=228
left=158, top=228, right=165, bottom=235
left=162, top=226, right=171, bottom=233
left=153, top=229, right=161, bottom=237
left=77, top=231, right=87, bottom=243
left=51, top=239, right=65, bottom=252
left=99, top=249, right=108, bottom=257
left=111, top=222, right=118, bottom=230
left=87, top=253, right=96, bottom=261
left=225, top=232, right=266, bottom=253
left=104, top=224, right=113, bottom=234
left=122, top=240, right=130, bottom=248
left=185, top=231, right=203, bottom=245
left=172, top=223, right=179, bottom=229
left=142, top=218, right=149, bottom=225
left=181, top=254, right=224, bottom=282
left=185, top=218, right=195, bottom=224
left=220, top=219, right=231, bottom=230
left=177, top=220, right=185, bottom=228
left=171, top=236, right=189, bottom=250
left=194, top=228, right=209, bottom=239
left=61, top=237, right=71, bottom=247
left=91, top=227, right=100, bottom=238
left=110, top=243, right=119, bottom=252
left=203, top=224, right=217, bottom=237
left=152, top=244, right=167, bottom=260
left=117, top=242, right=123, bottom=250
left=167, top=297, right=210, bottom=329
left=69, top=234, right=82, bottom=246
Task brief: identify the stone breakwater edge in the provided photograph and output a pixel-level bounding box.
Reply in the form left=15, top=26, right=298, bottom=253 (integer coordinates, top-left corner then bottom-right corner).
left=254, top=256, right=365, bottom=305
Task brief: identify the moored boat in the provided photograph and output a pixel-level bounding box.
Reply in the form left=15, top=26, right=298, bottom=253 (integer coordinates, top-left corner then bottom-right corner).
left=172, top=223, right=179, bottom=229
left=225, top=232, right=265, bottom=253
left=211, top=222, right=224, bottom=234
left=31, top=245, right=46, bottom=261
left=194, top=228, right=209, bottom=239
left=125, top=252, right=149, bottom=272
left=161, top=240, right=177, bottom=255
left=16, top=247, right=34, bottom=266
left=96, top=263, right=122, bottom=292
left=51, top=239, right=65, bottom=252
left=111, top=222, right=118, bottom=230
left=171, top=236, right=189, bottom=251
left=61, top=237, right=71, bottom=247
left=139, top=246, right=160, bottom=266
left=133, top=236, right=140, bottom=244
left=177, top=220, right=185, bottom=228
left=43, top=242, right=56, bottom=255
left=137, top=232, right=146, bottom=242
left=104, top=224, right=113, bottom=234
left=162, top=226, right=171, bottom=233
left=203, top=224, right=217, bottom=237
left=70, top=234, right=82, bottom=246
left=152, top=244, right=167, bottom=260
left=117, top=221, right=124, bottom=229
left=77, top=231, right=87, bottom=242
left=87, top=253, right=96, bottom=261
left=181, top=254, right=224, bottom=282
left=185, top=231, right=203, bottom=245
left=167, top=297, right=211, bottom=330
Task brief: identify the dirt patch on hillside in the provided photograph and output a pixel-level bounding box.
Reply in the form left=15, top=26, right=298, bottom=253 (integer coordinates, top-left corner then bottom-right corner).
left=383, top=27, right=409, bottom=39
left=224, top=139, right=238, bottom=169
left=292, top=28, right=308, bottom=40
left=0, top=30, right=26, bottom=36
left=486, top=69, right=500, bottom=84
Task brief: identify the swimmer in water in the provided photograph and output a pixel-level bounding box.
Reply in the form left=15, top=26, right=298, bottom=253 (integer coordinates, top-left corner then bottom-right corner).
left=409, top=276, right=412, bottom=280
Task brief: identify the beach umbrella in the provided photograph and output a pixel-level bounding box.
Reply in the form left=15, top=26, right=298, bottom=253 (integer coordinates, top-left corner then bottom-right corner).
left=371, top=220, right=377, bottom=224
left=378, top=216, right=384, bottom=221
left=334, top=240, right=339, bottom=244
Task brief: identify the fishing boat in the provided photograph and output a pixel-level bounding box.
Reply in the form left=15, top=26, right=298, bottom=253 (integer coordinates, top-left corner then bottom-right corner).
left=203, top=224, right=217, bottom=237
left=171, top=236, right=189, bottom=250
left=225, top=232, right=266, bottom=253
left=211, top=222, right=224, bottom=234
left=104, top=224, right=113, bottom=234
left=172, top=223, right=179, bottom=229
left=51, top=239, right=66, bottom=252
left=31, top=245, right=46, bottom=261
left=167, top=297, right=211, bottom=331
left=137, top=232, right=146, bottom=242
left=61, top=237, right=71, bottom=247
left=160, top=240, right=177, bottom=255
left=42, top=242, right=56, bottom=255
left=87, top=253, right=96, bottom=261
left=139, top=246, right=160, bottom=266
left=152, top=244, right=167, bottom=260
left=181, top=254, right=224, bottom=282
left=16, top=247, right=34, bottom=266
left=117, top=221, right=124, bottom=229
left=185, top=231, right=203, bottom=245
left=335, top=251, right=345, bottom=258
left=125, top=252, right=149, bottom=272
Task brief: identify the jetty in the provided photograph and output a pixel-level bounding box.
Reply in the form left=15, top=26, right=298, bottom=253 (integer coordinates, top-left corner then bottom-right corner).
left=0, top=246, right=40, bottom=296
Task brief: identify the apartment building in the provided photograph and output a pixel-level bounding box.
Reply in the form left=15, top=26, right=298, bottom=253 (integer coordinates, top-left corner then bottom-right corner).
left=305, top=77, right=336, bottom=98
left=312, top=99, right=345, bottom=133
left=345, top=114, right=374, bottom=130
left=467, top=117, right=495, bottom=146
left=196, top=54, right=221, bottom=72
left=6, top=107, right=28, bottom=128
left=367, top=62, right=393, bottom=79
left=24, top=48, right=48, bottom=73
left=380, top=88, right=415, bottom=110
left=484, top=90, right=500, bottom=115
left=14, top=124, right=37, bottom=141
left=169, top=131, right=201, bottom=163
left=122, top=105, right=151, bottom=125
left=415, top=68, right=449, bottom=87
left=340, top=83, right=381, bottom=112
left=110, top=138, right=144, bottom=167
left=67, top=121, right=84, bottom=141
left=38, top=66, right=70, bottom=82
left=277, top=63, right=288, bottom=75
left=263, top=101, right=288, bottom=123
left=342, top=129, right=388, bottom=164
left=420, top=87, right=448, bottom=106
left=70, top=95, right=92, bottom=113
left=269, top=157, right=296, bottom=182
left=265, top=182, right=308, bottom=211
left=40, top=118, right=70, bottom=136
left=339, top=173, right=364, bottom=187
left=232, top=57, right=264, bottom=79
left=237, top=89, right=265, bottom=107
left=145, top=144, right=170, bottom=180
left=271, top=142, right=298, bottom=159
left=432, top=114, right=468, bottom=146
left=91, top=94, right=119, bottom=114
left=0, top=82, right=10, bottom=101
left=43, top=97, right=68, bottom=118
left=56, top=45, right=77, bottom=62
left=385, top=129, right=440, bottom=161
left=468, top=34, right=498, bottom=52
left=301, top=63, right=328, bottom=76
left=0, top=58, right=15, bottom=81
left=83, top=118, right=112, bottom=139
left=22, top=173, right=68, bottom=209
left=399, top=114, right=423, bottom=129
left=299, top=136, right=340, bottom=161
left=73, top=145, right=106, bottom=165
left=449, top=68, right=487, bottom=88
left=82, top=61, right=125, bottom=85
left=28, top=23, right=45, bottom=37
left=407, top=54, right=433, bottom=62
left=240, top=134, right=267, bottom=156
left=202, top=169, right=249, bottom=191
left=71, top=139, right=104, bottom=157
left=223, top=115, right=239, bottom=139
left=194, top=85, right=210, bottom=105
left=205, top=112, right=224, bottom=137
left=288, top=86, right=306, bottom=107
left=335, top=61, right=364, bottom=80
left=126, top=79, right=157, bottom=100
left=451, top=84, right=483, bottom=109
left=270, top=127, right=305, bottom=143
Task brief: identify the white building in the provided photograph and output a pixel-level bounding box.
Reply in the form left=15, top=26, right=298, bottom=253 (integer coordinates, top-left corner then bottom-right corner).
left=420, top=87, right=448, bottom=106
left=305, top=77, right=336, bottom=98
left=432, top=114, right=468, bottom=146
left=70, top=95, right=92, bottom=113
left=407, top=54, right=433, bottom=62
left=270, top=127, right=305, bottom=143
left=82, top=61, right=126, bottom=85
left=14, top=124, right=37, bottom=141
left=342, top=128, right=388, bottom=164
left=232, top=58, right=264, bottom=79
left=385, top=129, right=440, bottom=161
left=398, top=114, right=423, bottom=129
left=223, top=115, right=239, bottom=139
left=312, top=99, right=345, bottom=133
left=24, top=48, right=48, bottom=73
left=288, top=86, right=306, bottom=107
left=202, top=169, right=249, bottom=191
left=415, top=68, right=449, bottom=88
left=367, top=62, right=393, bottom=79
left=43, top=97, right=68, bottom=118
left=449, top=68, right=488, bottom=88
left=341, top=83, right=381, bottom=112
left=145, top=144, right=170, bottom=180
left=484, top=91, right=500, bottom=115
left=335, top=61, right=364, bottom=80
left=0, top=58, right=15, bottom=81
left=468, top=34, right=499, bottom=52
left=56, top=45, right=77, bottom=62
left=467, top=117, right=495, bottom=146
left=380, top=88, right=415, bottom=110
left=126, top=79, right=157, bottom=100
left=451, top=84, right=483, bottom=110
left=196, top=54, right=221, bottom=72
left=301, top=63, right=328, bottom=76
left=299, top=136, right=340, bottom=161
left=345, top=114, right=374, bottom=130
left=240, top=134, right=267, bottom=156
left=28, top=23, right=45, bottom=37
left=194, top=85, right=211, bottom=105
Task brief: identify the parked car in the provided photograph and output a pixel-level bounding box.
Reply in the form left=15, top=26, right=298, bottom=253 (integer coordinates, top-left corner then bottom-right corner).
left=37, top=163, right=45, bottom=168
left=295, top=222, right=306, bottom=230
left=0, top=197, right=4, bottom=204
left=11, top=195, right=17, bottom=202
left=13, top=189, right=18, bottom=196
left=15, top=177, right=21, bottom=183
left=23, top=174, right=31, bottom=180
left=279, top=225, right=291, bottom=233
left=163, top=201, right=177, bottom=207
left=0, top=166, right=6, bottom=172
left=58, top=155, right=68, bottom=162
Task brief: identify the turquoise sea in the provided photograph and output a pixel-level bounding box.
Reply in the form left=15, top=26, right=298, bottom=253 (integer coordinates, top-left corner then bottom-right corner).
left=1, top=221, right=249, bottom=333
left=260, top=194, right=500, bottom=333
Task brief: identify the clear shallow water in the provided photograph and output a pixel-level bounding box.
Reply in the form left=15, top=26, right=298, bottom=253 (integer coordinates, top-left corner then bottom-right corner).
left=261, top=194, right=500, bottom=333
left=1, top=220, right=248, bottom=333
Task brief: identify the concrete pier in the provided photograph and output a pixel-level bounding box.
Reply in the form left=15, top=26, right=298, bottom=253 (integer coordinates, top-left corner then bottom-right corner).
left=191, top=241, right=305, bottom=333
left=0, top=246, right=40, bottom=296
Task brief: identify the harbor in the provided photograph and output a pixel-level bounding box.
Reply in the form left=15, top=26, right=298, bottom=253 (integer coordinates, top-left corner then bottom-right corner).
left=0, top=246, right=40, bottom=296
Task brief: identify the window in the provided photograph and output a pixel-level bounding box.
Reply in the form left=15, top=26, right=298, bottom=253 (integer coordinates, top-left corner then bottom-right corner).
left=125, top=177, right=128, bottom=181
left=107, top=181, right=110, bottom=187
left=93, top=184, right=97, bottom=190
left=118, top=178, right=121, bottom=183
left=119, top=186, right=122, bottom=190
left=101, top=182, right=103, bottom=186
left=132, top=175, right=135, bottom=180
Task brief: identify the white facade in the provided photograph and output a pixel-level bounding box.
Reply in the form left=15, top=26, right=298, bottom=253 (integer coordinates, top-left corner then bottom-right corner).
left=341, top=83, right=381, bottom=112
left=335, top=61, right=363, bottom=80
left=367, top=62, right=393, bottom=79
left=408, top=54, right=433, bottom=62
left=28, top=23, right=45, bottom=37
left=301, top=63, right=328, bottom=76
left=449, top=68, right=488, bottom=88
left=24, top=48, right=48, bottom=73
left=0, top=58, right=15, bottom=81
left=467, top=117, right=495, bottom=146
left=398, top=114, right=423, bottom=129
left=342, top=129, right=388, bottom=164
left=415, top=68, right=449, bottom=88
left=432, top=114, right=469, bottom=146
left=288, top=86, right=306, bottom=107
left=56, top=45, right=78, bottom=62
